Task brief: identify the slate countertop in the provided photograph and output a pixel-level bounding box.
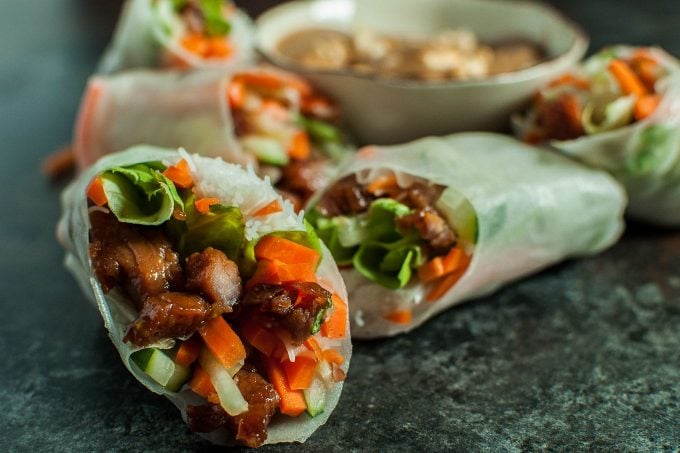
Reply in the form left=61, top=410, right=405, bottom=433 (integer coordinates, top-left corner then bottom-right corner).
left=1, top=0, right=678, bottom=451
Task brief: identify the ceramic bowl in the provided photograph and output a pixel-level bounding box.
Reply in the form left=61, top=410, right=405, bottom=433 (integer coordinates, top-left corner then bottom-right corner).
left=256, top=0, right=588, bottom=145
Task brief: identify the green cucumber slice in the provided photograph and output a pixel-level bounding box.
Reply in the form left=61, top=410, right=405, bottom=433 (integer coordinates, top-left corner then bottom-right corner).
left=439, top=187, right=478, bottom=248
left=130, top=348, right=190, bottom=392
left=240, top=136, right=289, bottom=166
left=303, top=377, right=327, bottom=417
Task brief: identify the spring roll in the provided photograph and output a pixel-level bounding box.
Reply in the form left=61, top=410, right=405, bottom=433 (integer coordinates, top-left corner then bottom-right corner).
left=57, top=146, right=351, bottom=447
left=514, top=46, right=680, bottom=225
left=306, top=133, right=626, bottom=338
left=98, top=0, right=254, bottom=73
left=74, top=67, right=351, bottom=209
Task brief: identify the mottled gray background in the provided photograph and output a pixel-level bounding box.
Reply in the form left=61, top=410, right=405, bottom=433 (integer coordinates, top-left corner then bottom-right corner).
left=1, top=0, right=678, bottom=451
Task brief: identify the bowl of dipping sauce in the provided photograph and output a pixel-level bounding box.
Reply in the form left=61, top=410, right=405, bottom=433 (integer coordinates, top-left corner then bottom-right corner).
left=256, top=0, right=588, bottom=144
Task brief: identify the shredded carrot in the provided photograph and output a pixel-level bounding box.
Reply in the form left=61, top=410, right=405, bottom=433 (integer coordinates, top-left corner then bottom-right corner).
left=246, top=259, right=317, bottom=288
left=195, top=197, right=220, bottom=214
left=321, top=349, right=344, bottom=365
left=287, top=130, right=311, bottom=160
left=281, top=353, right=318, bottom=390
left=254, top=236, right=320, bottom=267
left=320, top=294, right=347, bottom=339
left=174, top=335, right=201, bottom=368
left=162, top=159, right=193, bottom=189
left=86, top=176, right=108, bottom=207
left=198, top=317, right=246, bottom=370
left=252, top=199, right=283, bottom=217
left=181, top=33, right=210, bottom=57
left=303, top=337, right=324, bottom=361
left=301, top=94, right=338, bottom=119
left=264, top=356, right=307, bottom=416
left=418, top=247, right=465, bottom=283
left=227, top=79, right=246, bottom=108
left=240, top=319, right=280, bottom=357
left=548, top=73, right=590, bottom=90
left=609, top=59, right=648, bottom=98
left=74, top=81, right=104, bottom=168
left=384, top=309, right=413, bottom=325
left=366, top=174, right=398, bottom=195
left=206, top=36, right=232, bottom=58
left=425, top=252, right=472, bottom=302
left=634, top=94, right=661, bottom=121
left=188, top=365, right=219, bottom=404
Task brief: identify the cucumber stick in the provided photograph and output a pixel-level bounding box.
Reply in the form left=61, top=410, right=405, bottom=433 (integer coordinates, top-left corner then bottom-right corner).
left=303, top=377, right=327, bottom=417
left=130, top=348, right=190, bottom=392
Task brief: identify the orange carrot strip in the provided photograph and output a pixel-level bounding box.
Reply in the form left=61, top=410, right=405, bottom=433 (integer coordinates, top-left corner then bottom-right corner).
left=320, top=294, right=347, bottom=339
left=74, top=81, right=104, bottom=168
left=240, top=319, right=280, bottom=357
left=181, top=33, right=210, bottom=57
left=384, top=309, right=413, bottom=325
left=417, top=256, right=446, bottom=283
left=162, top=159, right=193, bottom=189
left=254, top=236, right=320, bottom=267
left=42, top=145, right=75, bottom=180
left=264, top=356, right=307, bottom=416
left=609, top=59, right=648, bottom=98
left=174, top=335, right=201, bottom=368
left=188, top=365, right=219, bottom=404
left=303, top=337, right=324, bottom=361
left=227, top=79, right=246, bottom=108
left=321, top=349, right=344, bottom=365
left=634, top=94, right=661, bottom=121
left=86, top=176, right=108, bottom=207
left=281, top=354, right=318, bottom=390
left=366, top=174, right=398, bottom=195
left=198, top=317, right=246, bottom=370
left=195, top=197, right=220, bottom=214
left=287, top=130, right=311, bottom=160
left=252, top=199, right=283, bottom=217
left=246, top=259, right=317, bottom=288
left=237, top=71, right=311, bottom=96
left=426, top=252, right=472, bottom=302
left=207, top=36, right=232, bottom=58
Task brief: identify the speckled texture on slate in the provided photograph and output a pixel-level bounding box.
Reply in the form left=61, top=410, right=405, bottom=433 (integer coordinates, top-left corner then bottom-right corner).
left=1, top=1, right=679, bottom=452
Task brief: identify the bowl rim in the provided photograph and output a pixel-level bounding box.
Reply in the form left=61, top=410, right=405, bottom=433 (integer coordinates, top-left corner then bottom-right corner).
left=255, top=0, right=589, bottom=89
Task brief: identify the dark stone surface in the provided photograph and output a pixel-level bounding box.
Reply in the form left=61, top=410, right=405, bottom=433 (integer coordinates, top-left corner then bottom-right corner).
left=1, top=0, right=678, bottom=451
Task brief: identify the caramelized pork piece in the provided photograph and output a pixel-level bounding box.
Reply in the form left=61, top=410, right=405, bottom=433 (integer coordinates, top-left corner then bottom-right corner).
left=230, top=365, right=280, bottom=447
left=396, top=207, right=456, bottom=253
left=243, top=282, right=332, bottom=344
left=123, top=292, right=210, bottom=346
left=89, top=210, right=184, bottom=309
left=186, top=364, right=280, bottom=448
left=387, top=181, right=445, bottom=211
left=315, top=175, right=374, bottom=217
left=535, top=92, right=585, bottom=141
left=185, top=247, right=242, bottom=316
left=278, top=157, right=334, bottom=203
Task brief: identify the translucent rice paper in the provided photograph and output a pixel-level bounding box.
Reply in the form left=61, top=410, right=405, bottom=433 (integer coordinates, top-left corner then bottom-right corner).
left=73, top=69, right=254, bottom=169
left=520, top=46, right=680, bottom=226
left=97, top=0, right=254, bottom=74
left=57, top=146, right=351, bottom=445
left=310, top=133, right=626, bottom=338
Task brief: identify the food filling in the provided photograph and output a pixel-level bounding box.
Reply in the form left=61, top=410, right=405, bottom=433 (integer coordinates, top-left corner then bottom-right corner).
left=307, top=171, right=476, bottom=324
left=227, top=69, right=350, bottom=209
left=86, top=158, right=347, bottom=447
left=520, top=47, right=671, bottom=143
left=157, top=0, right=237, bottom=66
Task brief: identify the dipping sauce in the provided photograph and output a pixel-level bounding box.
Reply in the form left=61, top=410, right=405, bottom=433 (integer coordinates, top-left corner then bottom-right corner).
left=277, top=27, right=546, bottom=81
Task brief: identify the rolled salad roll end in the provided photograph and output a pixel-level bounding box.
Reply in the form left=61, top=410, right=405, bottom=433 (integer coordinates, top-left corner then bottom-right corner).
left=514, top=46, right=680, bottom=225
left=58, top=146, right=351, bottom=447
left=307, top=133, right=626, bottom=338
left=74, top=66, right=352, bottom=211
left=97, top=0, right=254, bottom=73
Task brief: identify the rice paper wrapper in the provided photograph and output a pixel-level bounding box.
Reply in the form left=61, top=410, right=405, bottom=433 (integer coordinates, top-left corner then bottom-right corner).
left=57, top=146, right=351, bottom=445
left=313, top=133, right=626, bottom=338
left=97, top=0, right=254, bottom=74
left=525, top=46, right=680, bottom=226
left=74, top=69, right=254, bottom=169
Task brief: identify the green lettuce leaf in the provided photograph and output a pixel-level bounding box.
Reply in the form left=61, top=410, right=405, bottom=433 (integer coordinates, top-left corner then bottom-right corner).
left=364, top=198, right=412, bottom=242
left=100, top=162, right=183, bottom=226
left=199, top=0, right=231, bottom=37
left=627, top=124, right=680, bottom=174
left=353, top=239, right=423, bottom=289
